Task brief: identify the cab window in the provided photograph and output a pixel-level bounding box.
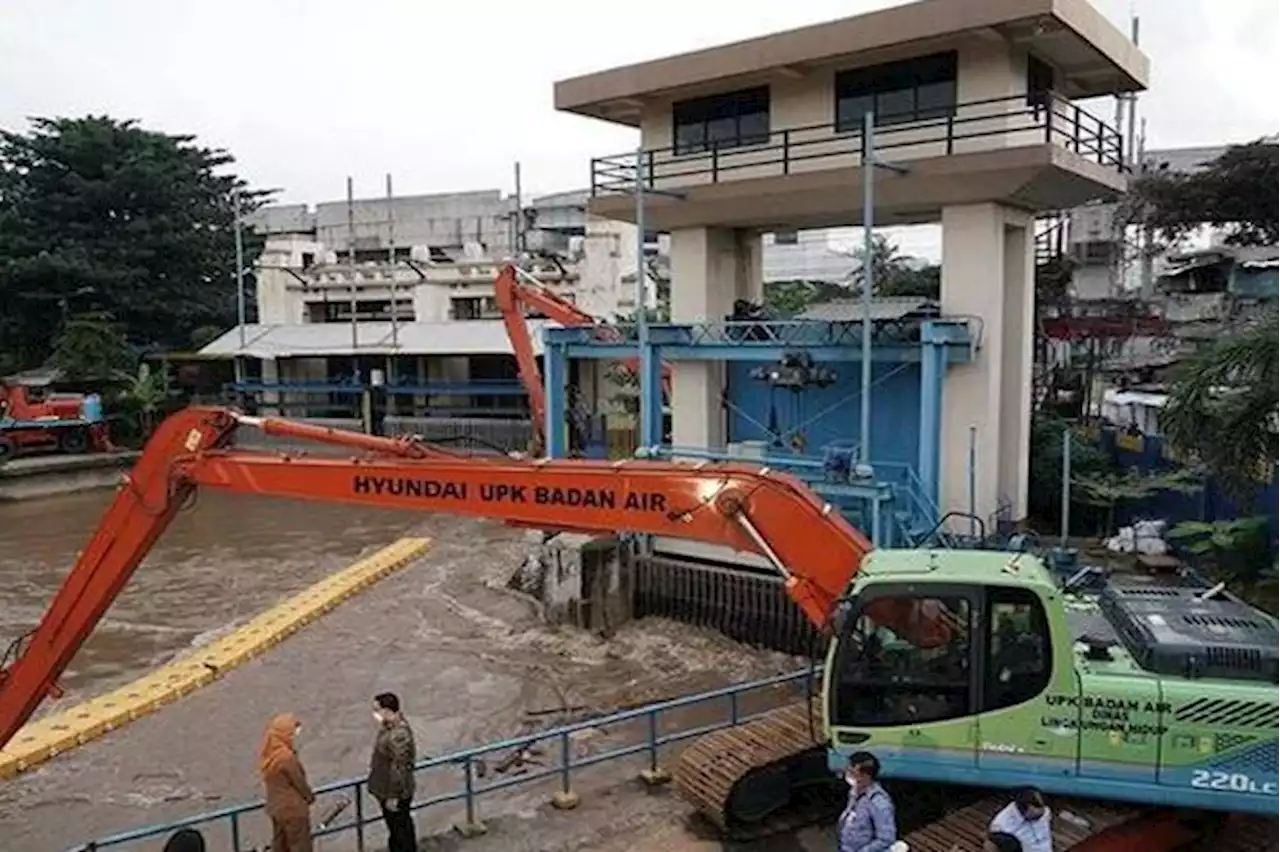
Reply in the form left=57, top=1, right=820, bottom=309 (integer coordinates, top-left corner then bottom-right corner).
left=830, top=593, right=974, bottom=728
left=984, top=586, right=1051, bottom=710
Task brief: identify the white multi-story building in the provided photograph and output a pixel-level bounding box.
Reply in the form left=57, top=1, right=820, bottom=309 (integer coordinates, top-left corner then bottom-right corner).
left=201, top=188, right=668, bottom=426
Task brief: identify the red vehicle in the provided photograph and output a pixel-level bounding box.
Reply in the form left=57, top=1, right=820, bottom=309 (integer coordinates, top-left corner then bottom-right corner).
left=0, top=379, right=113, bottom=461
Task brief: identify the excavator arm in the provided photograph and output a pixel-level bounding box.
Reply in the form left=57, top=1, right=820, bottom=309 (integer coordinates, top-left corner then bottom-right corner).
left=0, top=405, right=941, bottom=752
left=494, top=264, right=673, bottom=442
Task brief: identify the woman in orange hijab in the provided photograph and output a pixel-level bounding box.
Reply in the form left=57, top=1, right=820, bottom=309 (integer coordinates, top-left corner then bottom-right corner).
left=259, top=713, right=315, bottom=852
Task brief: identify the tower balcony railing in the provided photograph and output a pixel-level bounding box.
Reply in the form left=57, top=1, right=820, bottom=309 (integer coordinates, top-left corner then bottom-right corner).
left=591, top=92, right=1123, bottom=198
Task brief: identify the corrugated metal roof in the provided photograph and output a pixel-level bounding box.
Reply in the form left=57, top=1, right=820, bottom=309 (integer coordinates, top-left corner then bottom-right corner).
left=798, top=297, right=939, bottom=322
left=198, top=319, right=556, bottom=359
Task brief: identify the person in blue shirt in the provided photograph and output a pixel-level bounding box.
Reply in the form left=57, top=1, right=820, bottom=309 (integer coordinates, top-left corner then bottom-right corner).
left=838, top=751, right=898, bottom=852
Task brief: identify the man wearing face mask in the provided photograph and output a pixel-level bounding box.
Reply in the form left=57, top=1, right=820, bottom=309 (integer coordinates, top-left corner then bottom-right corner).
left=367, top=692, right=418, bottom=852
left=838, top=751, right=899, bottom=852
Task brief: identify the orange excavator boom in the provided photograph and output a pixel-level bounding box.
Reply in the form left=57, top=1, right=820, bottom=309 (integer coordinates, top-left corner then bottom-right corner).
left=0, top=406, right=932, bottom=752
left=493, top=264, right=673, bottom=438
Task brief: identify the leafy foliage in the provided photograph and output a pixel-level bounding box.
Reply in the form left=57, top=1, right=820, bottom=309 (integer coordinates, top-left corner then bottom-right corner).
left=1168, top=516, right=1268, bottom=555
left=1168, top=516, right=1274, bottom=589
left=848, top=234, right=941, bottom=299
left=0, top=116, right=272, bottom=370
left=1122, top=139, right=1279, bottom=247
left=48, top=311, right=133, bottom=382
left=112, top=360, right=173, bottom=438
left=764, top=279, right=849, bottom=317
left=1160, top=315, right=1278, bottom=503
left=1072, top=466, right=1204, bottom=536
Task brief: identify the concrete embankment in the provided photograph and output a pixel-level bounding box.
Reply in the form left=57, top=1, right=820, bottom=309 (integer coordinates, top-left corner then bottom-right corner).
left=0, top=452, right=140, bottom=501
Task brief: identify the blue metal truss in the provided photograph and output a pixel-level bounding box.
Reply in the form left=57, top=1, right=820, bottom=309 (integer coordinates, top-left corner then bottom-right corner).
left=543, top=318, right=973, bottom=364
left=541, top=317, right=970, bottom=543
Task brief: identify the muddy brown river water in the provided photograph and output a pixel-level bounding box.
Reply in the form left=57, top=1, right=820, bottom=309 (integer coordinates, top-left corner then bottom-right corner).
left=0, top=490, right=798, bottom=852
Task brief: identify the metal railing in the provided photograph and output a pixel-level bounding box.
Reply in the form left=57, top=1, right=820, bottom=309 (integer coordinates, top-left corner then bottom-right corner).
left=74, top=669, right=818, bottom=852
left=592, top=92, right=1123, bottom=196
left=876, top=461, right=948, bottom=547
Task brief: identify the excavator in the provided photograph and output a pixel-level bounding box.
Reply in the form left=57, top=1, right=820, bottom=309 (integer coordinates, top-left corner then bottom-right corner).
left=0, top=407, right=1276, bottom=851
left=494, top=263, right=672, bottom=453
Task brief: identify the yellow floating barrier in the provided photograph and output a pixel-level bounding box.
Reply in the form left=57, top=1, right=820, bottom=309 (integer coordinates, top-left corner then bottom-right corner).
left=0, top=536, right=432, bottom=780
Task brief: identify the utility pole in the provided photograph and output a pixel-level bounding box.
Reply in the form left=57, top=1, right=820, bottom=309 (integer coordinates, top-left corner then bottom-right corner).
left=858, top=111, right=909, bottom=467
left=1126, top=15, right=1140, bottom=169
left=1116, top=13, right=1141, bottom=294
left=386, top=173, right=398, bottom=350
left=233, top=186, right=246, bottom=384
left=634, top=148, right=651, bottom=447
left=514, top=161, right=525, bottom=254
left=347, top=177, right=359, bottom=363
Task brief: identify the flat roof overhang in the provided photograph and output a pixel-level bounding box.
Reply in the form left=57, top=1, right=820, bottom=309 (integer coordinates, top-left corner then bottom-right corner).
left=555, top=0, right=1149, bottom=126
left=587, top=145, right=1127, bottom=232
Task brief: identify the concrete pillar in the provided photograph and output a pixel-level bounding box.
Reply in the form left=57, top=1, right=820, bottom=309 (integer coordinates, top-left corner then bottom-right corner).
left=668, top=227, right=763, bottom=449
left=939, top=203, right=1034, bottom=524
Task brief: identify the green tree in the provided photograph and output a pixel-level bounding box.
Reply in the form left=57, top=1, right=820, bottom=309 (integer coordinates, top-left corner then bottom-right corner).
left=0, top=116, right=273, bottom=370
left=1160, top=316, right=1278, bottom=504
left=848, top=234, right=941, bottom=299
left=1072, top=467, right=1204, bottom=537
left=48, top=311, right=134, bottom=382
left=1124, top=138, right=1279, bottom=247
left=763, top=279, right=849, bottom=316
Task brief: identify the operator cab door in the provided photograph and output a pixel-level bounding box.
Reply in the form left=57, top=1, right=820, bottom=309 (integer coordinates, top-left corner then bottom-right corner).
left=828, top=583, right=981, bottom=778
left=975, top=585, right=1071, bottom=783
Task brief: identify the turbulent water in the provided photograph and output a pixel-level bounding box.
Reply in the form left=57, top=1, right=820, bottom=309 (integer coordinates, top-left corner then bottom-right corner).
left=0, top=490, right=798, bottom=851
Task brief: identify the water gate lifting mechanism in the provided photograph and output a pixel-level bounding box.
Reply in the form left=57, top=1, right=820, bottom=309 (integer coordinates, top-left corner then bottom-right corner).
left=749, top=351, right=836, bottom=391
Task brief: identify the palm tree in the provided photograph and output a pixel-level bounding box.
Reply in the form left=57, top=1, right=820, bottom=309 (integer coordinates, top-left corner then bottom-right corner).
left=1160, top=312, right=1278, bottom=504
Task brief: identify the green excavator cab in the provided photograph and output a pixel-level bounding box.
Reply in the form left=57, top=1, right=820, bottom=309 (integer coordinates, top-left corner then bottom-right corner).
left=822, top=548, right=1279, bottom=816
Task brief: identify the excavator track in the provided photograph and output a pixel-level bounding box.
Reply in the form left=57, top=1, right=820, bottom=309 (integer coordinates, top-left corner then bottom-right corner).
left=672, top=700, right=841, bottom=839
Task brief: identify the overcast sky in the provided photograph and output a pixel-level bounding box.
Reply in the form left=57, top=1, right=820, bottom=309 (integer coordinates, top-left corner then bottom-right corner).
left=2, top=0, right=1276, bottom=209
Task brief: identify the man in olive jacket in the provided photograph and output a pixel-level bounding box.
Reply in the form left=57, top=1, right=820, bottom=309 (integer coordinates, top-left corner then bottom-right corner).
left=368, top=692, right=417, bottom=852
